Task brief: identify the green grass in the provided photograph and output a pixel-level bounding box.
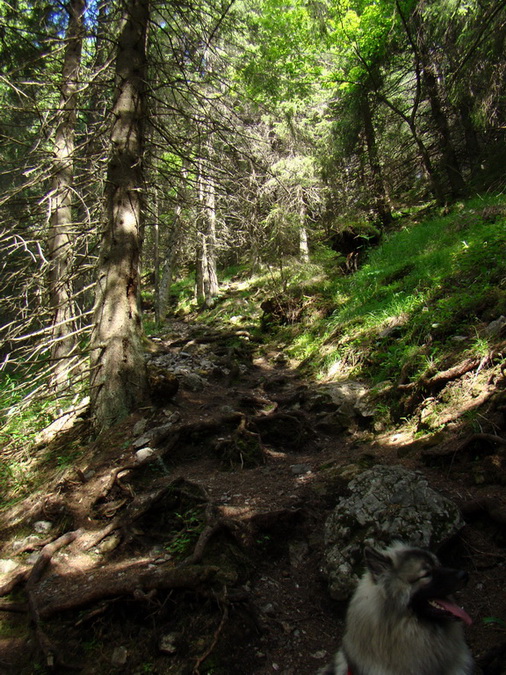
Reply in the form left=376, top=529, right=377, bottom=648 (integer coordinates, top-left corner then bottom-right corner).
left=0, top=375, right=88, bottom=509
left=192, top=194, right=506, bottom=392
left=275, top=195, right=506, bottom=380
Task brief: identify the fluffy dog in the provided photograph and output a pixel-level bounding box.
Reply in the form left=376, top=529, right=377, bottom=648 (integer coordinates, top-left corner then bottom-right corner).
left=320, top=542, right=474, bottom=675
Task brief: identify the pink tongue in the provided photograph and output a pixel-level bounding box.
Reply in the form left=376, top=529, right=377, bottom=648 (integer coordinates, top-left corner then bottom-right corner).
left=436, top=599, right=472, bottom=625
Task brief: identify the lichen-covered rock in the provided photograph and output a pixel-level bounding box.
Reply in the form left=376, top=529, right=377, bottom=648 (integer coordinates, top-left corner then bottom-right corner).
left=322, top=465, right=464, bottom=599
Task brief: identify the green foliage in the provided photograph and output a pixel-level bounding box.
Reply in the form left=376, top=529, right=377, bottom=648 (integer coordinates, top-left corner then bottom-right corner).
left=237, top=195, right=505, bottom=385
left=0, top=374, right=87, bottom=508
left=238, top=0, right=327, bottom=103
left=165, top=507, right=205, bottom=558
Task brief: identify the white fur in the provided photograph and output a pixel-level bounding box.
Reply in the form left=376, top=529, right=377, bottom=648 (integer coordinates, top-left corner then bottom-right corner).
left=324, top=544, right=474, bottom=675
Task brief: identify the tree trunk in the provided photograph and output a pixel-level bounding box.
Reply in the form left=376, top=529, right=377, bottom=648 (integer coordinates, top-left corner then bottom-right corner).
left=47, top=0, right=85, bottom=390
left=157, top=206, right=181, bottom=322
left=360, top=92, right=392, bottom=226
left=458, top=95, right=481, bottom=178
left=196, top=157, right=219, bottom=308
left=411, top=7, right=465, bottom=198
left=298, top=187, right=309, bottom=263
left=90, top=0, right=150, bottom=432
left=421, top=64, right=466, bottom=197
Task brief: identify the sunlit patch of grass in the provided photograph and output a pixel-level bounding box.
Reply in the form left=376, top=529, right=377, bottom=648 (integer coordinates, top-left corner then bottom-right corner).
left=0, top=376, right=88, bottom=509
left=304, top=195, right=506, bottom=380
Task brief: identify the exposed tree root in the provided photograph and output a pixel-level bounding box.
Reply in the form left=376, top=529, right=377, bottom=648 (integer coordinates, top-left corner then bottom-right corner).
left=33, top=560, right=220, bottom=618
left=26, top=530, right=82, bottom=668
left=193, top=589, right=229, bottom=674
left=0, top=600, right=27, bottom=613
left=422, top=432, right=506, bottom=464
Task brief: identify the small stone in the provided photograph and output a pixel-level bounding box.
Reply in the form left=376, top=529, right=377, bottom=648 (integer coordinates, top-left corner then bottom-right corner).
left=262, top=603, right=276, bottom=616
left=311, top=650, right=328, bottom=660
left=133, top=434, right=152, bottom=449
left=33, top=520, right=52, bottom=533
left=159, top=632, right=181, bottom=654
left=290, top=464, right=310, bottom=475
left=135, top=447, right=155, bottom=462
left=133, top=418, right=148, bottom=435
left=111, top=646, right=128, bottom=666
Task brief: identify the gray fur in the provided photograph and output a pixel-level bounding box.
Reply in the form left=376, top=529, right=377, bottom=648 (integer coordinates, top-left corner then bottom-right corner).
left=320, top=542, right=474, bottom=675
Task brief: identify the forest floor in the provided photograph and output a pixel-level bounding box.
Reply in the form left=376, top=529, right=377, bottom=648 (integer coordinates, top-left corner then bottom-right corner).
left=1, top=313, right=506, bottom=674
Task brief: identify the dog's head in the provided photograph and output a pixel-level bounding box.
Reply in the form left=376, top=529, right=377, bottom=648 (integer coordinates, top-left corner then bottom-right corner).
left=364, top=542, right=472, bottom=625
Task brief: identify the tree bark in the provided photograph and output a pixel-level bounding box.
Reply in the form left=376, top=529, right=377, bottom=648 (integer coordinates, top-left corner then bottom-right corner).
left=298, top=187, right=309, bottom=263
left=360, top=92, right=392, bottom=226
left=196, top=156, right=219, bottom=308
left=157, top=209, right=181, bottom=322
left=421, top=63, right=466, bottom=197
left=90, top=0, right=150, bottom=432
left=47, top=0, right=85, bottom=390
left=411, top=7, right=466, bottom=198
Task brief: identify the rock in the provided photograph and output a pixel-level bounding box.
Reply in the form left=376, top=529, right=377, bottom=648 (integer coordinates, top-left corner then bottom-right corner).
left=135, top=447, right=155, bottom=463
left=11, top=535, right=41, bottom=552
left=485, top=315, right=506, bottom=337
left=33, top=520, right=52, bottom=533
left=179, top=371, right=205, bottom=391
left=288, top=539, right=309, bottom=567
left=111, top=646, right=128, bottom=666
left=310, top=380, right=376, bottom=431
left=322, top=465, right=464, bottom=600
left=0, top=559, right=18, bottom=575
left=133, top=433, right=152, bottom=449
left=159, top=632, right=182, bottom=655
left=133, top=418, right=148, bottom=435
left=290, top=463, right=311, bottom=475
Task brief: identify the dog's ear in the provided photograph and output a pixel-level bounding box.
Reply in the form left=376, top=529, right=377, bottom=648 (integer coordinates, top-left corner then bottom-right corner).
left=364, top=546, right=393, bottom=580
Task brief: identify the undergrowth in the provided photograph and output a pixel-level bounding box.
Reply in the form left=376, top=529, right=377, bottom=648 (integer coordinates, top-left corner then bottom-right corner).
left=194, top=193, right=506, bottom=389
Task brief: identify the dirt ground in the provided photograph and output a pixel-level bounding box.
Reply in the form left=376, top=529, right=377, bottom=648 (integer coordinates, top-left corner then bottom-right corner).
left=1, top=319, right=505, bottom=674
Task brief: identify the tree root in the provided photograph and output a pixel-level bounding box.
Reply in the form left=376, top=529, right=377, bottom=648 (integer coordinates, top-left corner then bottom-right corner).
left=33, top=560, right=220, bottom=618
left=193, top=589, right=229, bottom=674
left=26, top=530, right=81, bottom=668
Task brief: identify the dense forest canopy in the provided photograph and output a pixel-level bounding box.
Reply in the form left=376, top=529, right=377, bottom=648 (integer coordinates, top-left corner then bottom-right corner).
left=0, top=0, right=504, bottom=431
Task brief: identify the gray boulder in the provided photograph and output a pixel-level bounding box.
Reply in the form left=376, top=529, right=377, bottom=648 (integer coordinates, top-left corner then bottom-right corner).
left=322, top=465, right=464, bottom=599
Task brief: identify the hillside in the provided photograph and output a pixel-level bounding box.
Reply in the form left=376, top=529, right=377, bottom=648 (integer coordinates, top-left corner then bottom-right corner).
left=0, top=195, right=505, bottom=674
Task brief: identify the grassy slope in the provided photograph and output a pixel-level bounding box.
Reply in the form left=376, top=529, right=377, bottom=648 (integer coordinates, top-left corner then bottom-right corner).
left=201, top=193, right=506, bottom=419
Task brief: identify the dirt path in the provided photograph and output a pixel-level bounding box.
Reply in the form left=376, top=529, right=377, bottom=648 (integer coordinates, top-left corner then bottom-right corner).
left=1, top=319, right=505, bottom=674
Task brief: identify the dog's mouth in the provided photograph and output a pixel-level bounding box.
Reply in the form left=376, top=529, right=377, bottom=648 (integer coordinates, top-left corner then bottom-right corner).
left=425, top=597, right=472, bottom=625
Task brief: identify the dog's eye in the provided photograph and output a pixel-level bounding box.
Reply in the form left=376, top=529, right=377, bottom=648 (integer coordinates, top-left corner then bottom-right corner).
left=417, top=571, right=432, bottom=581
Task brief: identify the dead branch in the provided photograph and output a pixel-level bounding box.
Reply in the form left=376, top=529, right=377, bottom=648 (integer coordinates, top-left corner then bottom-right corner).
left=399, top=357, right=483, bottom=394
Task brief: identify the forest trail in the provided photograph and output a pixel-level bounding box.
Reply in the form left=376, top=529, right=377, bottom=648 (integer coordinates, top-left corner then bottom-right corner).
left=1, top=316, right=506, bottom=674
